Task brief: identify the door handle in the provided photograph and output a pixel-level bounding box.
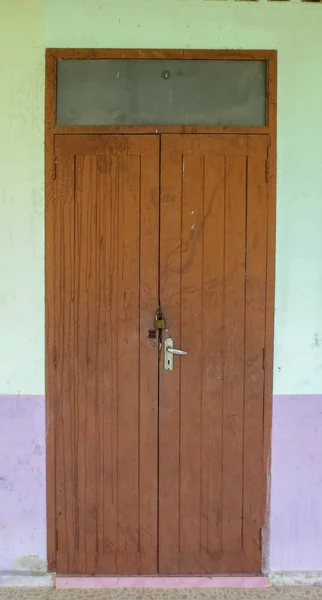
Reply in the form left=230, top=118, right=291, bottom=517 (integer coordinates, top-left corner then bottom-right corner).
left=167, top=348, right=188, bottom=356
left=164, top=338, right=188, bottom=370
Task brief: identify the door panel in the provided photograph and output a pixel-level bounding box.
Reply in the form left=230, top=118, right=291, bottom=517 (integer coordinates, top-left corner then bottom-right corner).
left=52, top=135, right=160, bottom=574
left=49, top=132, right=269, bottom=576
left=159, top=134, right=268, bottom=574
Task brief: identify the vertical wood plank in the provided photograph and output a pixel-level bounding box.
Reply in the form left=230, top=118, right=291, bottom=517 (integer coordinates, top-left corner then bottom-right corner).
left=201, top=156, right=225, bottom=556
left=74, top=155, right=99, bottom=574
left=116, top=152, right=141, bottom=573
left=54, top=156, right=77, bottom=573
left=222, top=155, right=247, bottom=555
left=243, top=141, right=268, bottom=569
left=45, top=49, right=57, bottom=573
left=138, top=137, right=159, bottom=574
left=263, top=120, right=277, bottom=571
left=159, top=135, right=183, bottom=574
left=96, top=154, right=118, bottom=573
left=179, top=154, right=203, bottom=563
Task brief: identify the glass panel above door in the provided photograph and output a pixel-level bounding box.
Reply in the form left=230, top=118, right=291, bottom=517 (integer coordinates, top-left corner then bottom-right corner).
left=56, top=59, right=266, bottom=126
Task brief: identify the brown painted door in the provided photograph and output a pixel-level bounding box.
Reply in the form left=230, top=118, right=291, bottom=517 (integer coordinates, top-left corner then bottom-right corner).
left=50, top=135, right=160, bottom=574
left=49, top=133, right=268, bottom=575
left=159, top=134, right=268, bottom=574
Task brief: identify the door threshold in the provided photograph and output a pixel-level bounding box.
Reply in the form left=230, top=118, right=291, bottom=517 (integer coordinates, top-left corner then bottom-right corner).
left=56, top=576, right=269, bottom=589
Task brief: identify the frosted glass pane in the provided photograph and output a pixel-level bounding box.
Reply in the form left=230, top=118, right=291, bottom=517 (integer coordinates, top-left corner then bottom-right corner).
left=56, top=59, right=266, bottom=126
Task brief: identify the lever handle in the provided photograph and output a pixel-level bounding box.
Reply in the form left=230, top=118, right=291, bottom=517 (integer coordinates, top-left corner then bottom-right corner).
left=166, top=348, right=188, bottom=356
left=164, top=338, right=188, bottom=370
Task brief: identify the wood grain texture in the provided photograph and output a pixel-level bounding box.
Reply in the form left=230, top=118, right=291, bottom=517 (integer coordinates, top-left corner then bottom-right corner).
left=45, top=48, right=58, bottom=573
left=138, top=137, right=160, bottom=573
left=242, top=141, right=268, bottom=571
left=179, top=152, right=204, bottom=566
left=53, top=156, right=77, bottom=574
left=262, top=54, right=277, bottom=571
left=159, top=135, right=268, bottom=574
left=49, top=48, right=276, bottom=61
left=158, top=135, right=183, bottom=574
left=202, top=155, right=225, bottom=557
left=51, top=135, right=159, bottom=575
left=221, top=154, right=247, bottom=559
left=54, top=126, right=270, bottom=136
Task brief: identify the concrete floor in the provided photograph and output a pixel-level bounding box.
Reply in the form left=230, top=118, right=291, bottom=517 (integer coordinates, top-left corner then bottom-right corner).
left=0, top=588, right=322, bottom=600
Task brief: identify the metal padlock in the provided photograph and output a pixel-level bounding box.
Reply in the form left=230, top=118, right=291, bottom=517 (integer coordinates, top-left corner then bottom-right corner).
left=155, top=317, right=166, bottom=330
left=154, top=310, right=166, bottom=330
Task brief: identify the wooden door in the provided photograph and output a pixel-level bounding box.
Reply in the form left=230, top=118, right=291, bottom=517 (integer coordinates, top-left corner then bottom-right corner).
left=48, top=135, right=160, bottom=574
left=159, top=134, right=268, bottom=574
left=48, top=132, right=269, bottom=576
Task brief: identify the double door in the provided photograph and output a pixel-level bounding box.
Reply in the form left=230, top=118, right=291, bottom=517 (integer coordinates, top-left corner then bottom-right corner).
left=48, top=133, right=269, bottom=575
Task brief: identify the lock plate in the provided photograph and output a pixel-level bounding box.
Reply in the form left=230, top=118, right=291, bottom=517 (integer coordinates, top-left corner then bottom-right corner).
left=164, top=338, right=174, bottom=370
left=147, top=329, right=157, bottom=339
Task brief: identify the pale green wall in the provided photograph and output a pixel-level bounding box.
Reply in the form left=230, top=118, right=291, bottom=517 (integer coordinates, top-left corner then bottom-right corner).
left=0, top=0, right=44, bottom=395
left=1, top=0, right=322, bottom=396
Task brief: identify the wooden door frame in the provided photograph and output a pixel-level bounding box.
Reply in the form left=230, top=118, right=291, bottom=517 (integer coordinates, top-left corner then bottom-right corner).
left=45, top=48, right=277, bottom=573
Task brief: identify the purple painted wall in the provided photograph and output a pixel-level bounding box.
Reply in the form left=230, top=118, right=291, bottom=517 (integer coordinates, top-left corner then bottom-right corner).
left=1, top=393, right=322, bottom=572
left=270, top=394, right=322, bottom=571
left=0, top=395, right=46, bottom=572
